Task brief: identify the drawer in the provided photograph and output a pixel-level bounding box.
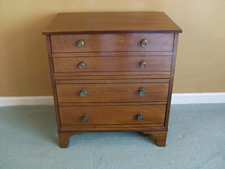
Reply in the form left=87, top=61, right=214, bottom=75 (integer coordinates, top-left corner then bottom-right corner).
left=56, top=81, right=169, bottom=103
left=53, top=56, right=171, bottom=73
left=51, top=33, right=174, bottom=53
left=59, top=105, right=166, bottom=125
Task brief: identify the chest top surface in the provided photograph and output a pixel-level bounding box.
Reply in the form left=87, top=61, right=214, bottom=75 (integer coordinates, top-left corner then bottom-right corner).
left=43, top=12, right=182, bottom=34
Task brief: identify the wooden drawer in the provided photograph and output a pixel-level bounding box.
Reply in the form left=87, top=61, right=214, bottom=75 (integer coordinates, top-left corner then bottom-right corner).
left=59, top=104, right=166, bottom=125
left=56, top=81, right=169, bottom=104
left=51, top=33, right=174, bottom=53
left=53, top=55, right=171, bottom=73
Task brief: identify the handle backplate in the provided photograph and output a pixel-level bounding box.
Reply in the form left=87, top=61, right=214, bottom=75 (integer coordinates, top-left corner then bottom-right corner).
left=77, top=61, right=87, bottom=69
left=79, top=89, right=88, bottom=97
left=139, top=39, right=148, bottom=48
left=139, top=60, right=147, bottom=68
left=138, top=87, right=146, bottom=97
left=75, top=39, right=86, bottom=48
left=135, top=113, right=144, bottom=122
left=80, top=114, right=89, bottom=123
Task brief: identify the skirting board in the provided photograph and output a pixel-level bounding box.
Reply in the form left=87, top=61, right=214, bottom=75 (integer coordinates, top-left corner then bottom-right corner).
left=0, top=93, right=225, bottom=107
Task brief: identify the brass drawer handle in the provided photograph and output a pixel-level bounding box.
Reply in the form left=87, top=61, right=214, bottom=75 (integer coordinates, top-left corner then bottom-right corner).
left=139, top=60, right=147, bottom=68
left=135, top=113, right=144, bottom=122
left=75, top=39, right=86, bottom=48
left=80, top=114, right=89, bottom=123
left=77, top=61, right=87, bottom=69
left=79, top=89, right=88, bottom=97
left=139, top=39, right=148, bottom=48
left=138, top=87, right=146, bottom=96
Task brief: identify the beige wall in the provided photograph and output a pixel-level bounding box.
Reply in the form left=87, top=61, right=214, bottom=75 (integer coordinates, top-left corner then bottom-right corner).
left=0, top=0, right=225, bottom=96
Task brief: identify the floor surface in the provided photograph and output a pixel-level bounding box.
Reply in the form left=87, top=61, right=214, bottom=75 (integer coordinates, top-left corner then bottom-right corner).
left=0, top=104, right=225, bottom=169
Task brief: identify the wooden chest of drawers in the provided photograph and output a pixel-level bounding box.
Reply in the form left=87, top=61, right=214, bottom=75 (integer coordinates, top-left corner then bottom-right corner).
left=43, top=12, right=182, bottom=148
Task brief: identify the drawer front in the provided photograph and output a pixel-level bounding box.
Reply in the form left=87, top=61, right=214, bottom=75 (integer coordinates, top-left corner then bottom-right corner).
left=57, top=82, right=169, bottom=103
left=53, top=56, right=171, bottom=73
left=59, top=105, right=166, bottom=125
left=51, top=33, right=174, bottom=53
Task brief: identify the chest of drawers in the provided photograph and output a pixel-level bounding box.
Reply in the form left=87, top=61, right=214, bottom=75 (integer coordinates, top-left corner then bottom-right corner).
left=43, top=12, right=182, bottom=148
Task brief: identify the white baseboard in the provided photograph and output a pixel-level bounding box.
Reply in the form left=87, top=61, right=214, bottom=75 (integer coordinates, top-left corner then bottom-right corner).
left=0, top=93, right=225, bottom=107
left=171, top=93, right=225, bottom=104
left=0, top=96, right=54, bottom=107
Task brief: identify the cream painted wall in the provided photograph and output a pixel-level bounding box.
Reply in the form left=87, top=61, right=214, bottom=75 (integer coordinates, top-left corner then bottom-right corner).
left=0, top=0, right=225, bottom=96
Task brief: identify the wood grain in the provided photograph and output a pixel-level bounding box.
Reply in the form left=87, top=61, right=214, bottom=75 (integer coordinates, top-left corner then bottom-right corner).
left=51, top=33, right=174, bottom=53
left=43, top=12, right=182, bottom=34
left=53, top=72, right=171, bottom=80
left=53, top=55, right=171, bottom=73
left=59, top=104, right=166, bottom=125
left=43, top=12, right=182, bottom=148
left=143, top=131, right=167, bottom=146
left=57, top=82, right=169, bottom=104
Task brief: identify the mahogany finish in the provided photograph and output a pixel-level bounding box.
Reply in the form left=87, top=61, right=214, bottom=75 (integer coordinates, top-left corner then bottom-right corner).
left=43, top=12, right=182, bottom=34
left=56, top=82, right=169, bottom=103
left=53, top=55, right=172, bottom=73
left=51, top=33, right=174, bottom=53
left=59, top=104, right=166, bottom=125
left=43, top=12, right=181, bottom=148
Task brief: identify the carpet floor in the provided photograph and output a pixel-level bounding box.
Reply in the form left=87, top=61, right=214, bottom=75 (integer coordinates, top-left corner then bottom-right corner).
left=0, top=104, right=225, bottom=169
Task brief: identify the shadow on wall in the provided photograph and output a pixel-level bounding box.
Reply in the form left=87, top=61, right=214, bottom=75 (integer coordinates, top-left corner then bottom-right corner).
left=0, top=14, right=57, bottom=96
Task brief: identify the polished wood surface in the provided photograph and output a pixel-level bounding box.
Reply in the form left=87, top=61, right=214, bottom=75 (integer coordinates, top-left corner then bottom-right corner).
left=143, top=131, right=168, bottom=146
left=43, top=12, right=182, bottom=34
left=43, top=12, right=181, bottom=148
left=59, top=104, right=166, bottom=125
left=52, top=51, right=174, bottom=57
left=58, top=132, right=74, bottom=148
left=51, top=33, right=174, bottom=53
left=54, top=73, right=171, bottom=80
left=57, top=82, right=169, bottom=103
left=53, top=55, right=172, bottom=73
